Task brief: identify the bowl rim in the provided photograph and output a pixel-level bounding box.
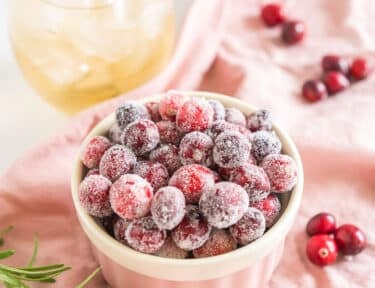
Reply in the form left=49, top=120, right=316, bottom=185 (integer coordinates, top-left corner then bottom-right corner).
left=71, top=91, right=304, bottom=274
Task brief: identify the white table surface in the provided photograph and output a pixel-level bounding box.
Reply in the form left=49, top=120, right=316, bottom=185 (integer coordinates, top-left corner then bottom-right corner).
left=0, top=0, right=192, bottom=174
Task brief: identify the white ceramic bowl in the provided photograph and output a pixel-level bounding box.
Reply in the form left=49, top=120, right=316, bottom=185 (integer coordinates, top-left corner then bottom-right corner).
left=71, top=91, right=304, bottom=288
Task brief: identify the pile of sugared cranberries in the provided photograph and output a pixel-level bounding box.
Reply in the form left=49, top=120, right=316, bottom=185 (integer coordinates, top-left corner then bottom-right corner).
left=305, top=212, right=367, bottom=266
left=78, top=91, right=299, bottom=259
left=302, top=55, right=372, bottom=102
left=260, top=3, right=305, bottom=45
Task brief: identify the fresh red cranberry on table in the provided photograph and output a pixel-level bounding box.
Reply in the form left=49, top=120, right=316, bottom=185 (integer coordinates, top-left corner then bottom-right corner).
left=281, top=20, right=305, bottom=45
left=334, top=224, right=367, bottom=255
left=302, top=80, right=328, bottom=102
left=306, top=234, right=338, bottom=266
left=261, top=3, right=286, bottom=27
left=306, top=212, right=336, bottom=236
left=350, top=57, right=372, bottom=80
left=322, top=71, right=350, bottom=95
left=321, top=55, right=349, bottom=75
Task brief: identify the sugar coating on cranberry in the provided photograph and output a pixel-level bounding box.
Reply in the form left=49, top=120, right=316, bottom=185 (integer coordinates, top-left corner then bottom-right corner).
left=176, top=98, right=214, bottom=133
left=261, top=154, right=298, bottom=193
left=179, top=132, right=214, bottom=166
left=145, top=101, right=162, bottom=122
left=225, top=108, right=246, bottom=126
left=250, top=131, right=282, bottom=162
left=109, top=174, right=153, bottom=220
left=81, top=136, right=111, bottom=169
left=334, top=224, right=367, bottom=255
left=251, top=194, right=281, bottom=228
left=113, top=218, right=132, bottom=245
left=213, top=131, right=251, bottom=168
left=86, top=168, right=99, bottom=178
left=229, top=164, right=271, bottom=203
left=247, top=109, right=272, bottom=132
left=261, top=3, right=285, bottom=27
left=159, top=91, right=188, bottom=121
left=206, top=120, right=239, bottom=140
left=218, top=152, right=257, bottom=181
left=149, top=144, right=182, bottom=174
left=151, top=186, right=186, bottom=230
left=169, top=164, right=215, bottom=204
left=116, top=101, right=150, bottom=129
left=108, top=123, right=123, bottom=144
left=306, top=235, right=338, bottom=266
left=126, top=216, right=166, bottom=254
left=199, top=182, right=249, bottom=229
left=171, top=205, right=212, bottom=250
left=193, top=229, right=237, bottom=258
left=122, top=119, right=160, bottom=156
left=99, top=145, right=136, bottom=182
left=156, top=237, right=189, bottom=259
left=229, top=207, right=266, bottom=245
left=79, top=175, right=113, bottom=217
left=208, top=99, right=225, bottom=121
left=156, top=120, right=183, bottom=145
left=133, top=161, right=169, bottom=191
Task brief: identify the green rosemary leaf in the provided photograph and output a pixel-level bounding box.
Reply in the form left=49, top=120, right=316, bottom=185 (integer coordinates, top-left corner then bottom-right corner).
left=0, top=270, right=26, bottom=287
left=18, top=264, right=65, bottom=271
left=75, top=266, right=102, bottom=288
left=0, top=250, right=15, bottom=260
left=27, top=235, right=38, bottom=268
left=0, top=264, right=71, bottom=277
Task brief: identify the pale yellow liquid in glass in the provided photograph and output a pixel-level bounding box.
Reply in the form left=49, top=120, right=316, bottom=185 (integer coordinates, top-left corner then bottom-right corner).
left=9, top=0, right=175, bottom=114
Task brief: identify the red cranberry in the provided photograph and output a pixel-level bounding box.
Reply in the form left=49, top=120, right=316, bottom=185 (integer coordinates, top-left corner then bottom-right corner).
left=334, top=224, right=367, bottom=255
left=350, top=57, right=372, bottom=80
left=281, top=20, right=305, bottom=45
left=133, top=161, right=169, bottom=191
left=176, top=98, right=214, bottom=133
left=145, top=101, right=162, bottom=122
left=302, top=80, right=328, bottom=102
left=225, top=108, right=246, bottom=126
left=159, top=90, right=188, bottom=121
left=322, top=55, right=349, bottom=75
left=199, top=182, right=249, bottom=229
left=156, top=236, right=189, bottom=259
left=251, top=194, right=281, bottom=228
left=261, top=3, right=285, bottom=27
left=169, top=164, right=215, bottom=204
left=193, top=229, right=237, bottom=258
left=171, top=205, right=212, bottom=250
left=206, top=120, right=239, bottom=139
left=113, top=218, right=132, bottom=245
left=116, top=102, right=149, bottom=129
left=81, top=136, right=111, bottom=169
left=208, top=99, right=225, bottom=121
left=156, top=120, right=183, bottom=145
left=322, top=71, right=350, bottom=95
left=218, top=153, right=257, bottom=180
left=247, top=110, right=272, bottom=132
left=306, top=212, right=336, bottom=236
left=109, top=174, right=153, bottom=220
left=126, top=216, right=166, bottom=254
left=306, top=235, right=338, bottom=266
left=179, top=132, right=214, bottom=166
left=250, top=131, right=282, bottom=162
left=149, top=144, right=182, bottom=174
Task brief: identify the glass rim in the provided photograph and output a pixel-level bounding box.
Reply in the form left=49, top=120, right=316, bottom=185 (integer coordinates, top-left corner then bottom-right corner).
left=40, top=0, right=116, bottom=9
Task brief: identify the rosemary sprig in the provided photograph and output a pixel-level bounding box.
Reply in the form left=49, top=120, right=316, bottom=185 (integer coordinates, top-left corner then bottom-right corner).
left=75, top=266, right=102, bottom=288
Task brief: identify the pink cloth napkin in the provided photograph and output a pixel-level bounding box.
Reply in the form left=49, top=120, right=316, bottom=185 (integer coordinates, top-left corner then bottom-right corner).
left=1, top=0, right=374, bottom=287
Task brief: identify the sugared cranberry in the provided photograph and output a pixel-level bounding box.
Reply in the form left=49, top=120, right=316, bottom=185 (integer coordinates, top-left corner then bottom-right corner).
left=79, top=175, right=113, bottom=217
left=306, top=212, right=336, bottom=236
left=81, top=136, right=111, bottom=169
left=322, top=71, right=350, bottom=95
left=156, top=236, right=189, bottom=259
left=145, top=101, right=162, bottom=122
left=199, top=182, right=249, bottom=229
left=99, top=145, right=136, bottom=182
left=334, top=224, right=367, bottom=255
left=159, top=91, right=188, bottom=121
left=229, top=164, right=271, bottom=203
left=193, top=229, right=237, bottom=258
left=302, top=80, right=328, bottom=102
left=213, top=131, right=251, bottom=168
left=156, top=120, right=183, bottom=145
left=246, top=110, right=272, bottom=132
left=229, top=207, right=266, bottom=245
left=179, top=132, right=214, bottom=166
left=281, top=20, right=305, bottom=45
left=261, top=154, right=298, bottom=193
left=86, top=168, right=99, bottom=178
left=218, top=153, right=257, bottom=180
left=225, top=108, right=246, bottom=126
left=306, top=235, right=338, bottom=266
left=133, top=161, right=169, bottom=191
left=208, top=99, right=225, bottom=121
left=261, top=3, right=285, bottom=27
left=126, top=217, right=166, bottom=254
left=250, top=131, right=282, bottom=162
left=176, top=98, right=214, bottom=133
left=116, top=101, right=149, bottom=129
left=210, top=169, right=221, bottom=183
left=151, top=186, right=186, bottom=230
left=322, top=55, right=349, bottom=75
left=113, top=218, right=132, bottom=245
left=206, top=120, right=239, bottom=140
left=169, top=164, right=215, bottom=204
left=350, top=57, right=372, bottom=80
left=251, top=194, right=281, bottom=228
left=149, top=144, right=182, bottom=174
left=108, top=123, right=122, bottom=144
left=122, top=119, right=160, bottom=156
left=109, top=174, right=153, bottom=220
left=171, top=205, right=212, bottom=250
